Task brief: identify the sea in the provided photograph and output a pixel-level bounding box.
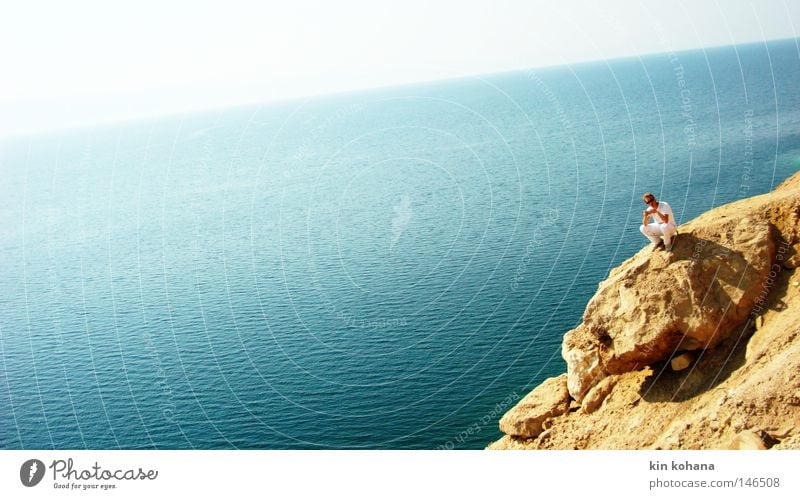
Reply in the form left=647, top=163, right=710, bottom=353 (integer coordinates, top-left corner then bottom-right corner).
left=2, top=38, right=799, bottom=449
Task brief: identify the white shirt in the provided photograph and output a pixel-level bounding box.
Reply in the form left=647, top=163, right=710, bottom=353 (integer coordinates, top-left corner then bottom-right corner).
left=647, top=201, right=676, bottom=227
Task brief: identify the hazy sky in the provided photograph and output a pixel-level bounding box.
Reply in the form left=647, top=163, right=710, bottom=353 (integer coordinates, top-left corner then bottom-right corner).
left=2, top=0, right=799, bottom=137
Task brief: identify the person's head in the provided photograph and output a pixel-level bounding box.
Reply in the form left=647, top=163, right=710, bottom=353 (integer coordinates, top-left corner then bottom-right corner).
left=642, top=192, right=657, bottom=208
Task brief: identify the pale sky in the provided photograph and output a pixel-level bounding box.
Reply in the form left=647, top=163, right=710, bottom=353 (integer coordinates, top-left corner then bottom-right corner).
left=1, top=0, right=799, bottom=137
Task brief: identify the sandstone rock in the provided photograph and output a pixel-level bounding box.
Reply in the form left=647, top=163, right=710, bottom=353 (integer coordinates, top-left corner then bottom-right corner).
left=774, top=433, right=800, bottom=449
left=581, top=375, right=617, bottom=414
left=563, top=209, right=780, bottom=400
left=486, top=435, right=528, bottom=450
left=498, top=374, right=570, bottom=438
left=670, top=352, right=694, bottom=371
left=724, top=429, right=776, bottom=450
left=489, top=171, right=800, bottom=450
left=766, top=424, right=796, bottom=439
left=562, top=329, right=606, bottom=401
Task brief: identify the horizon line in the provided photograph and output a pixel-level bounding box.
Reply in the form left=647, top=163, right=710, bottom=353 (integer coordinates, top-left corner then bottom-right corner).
left=3, top=35, right=798, bottom=141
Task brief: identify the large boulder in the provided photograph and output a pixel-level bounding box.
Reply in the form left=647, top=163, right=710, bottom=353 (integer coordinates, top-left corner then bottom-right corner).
left=563, top=213, right=780, bottom=401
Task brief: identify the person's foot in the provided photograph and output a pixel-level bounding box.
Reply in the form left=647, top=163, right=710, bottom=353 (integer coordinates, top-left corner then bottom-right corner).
left=652, top=241, right=665, bottom=252
left=665, top=234, right=677, bottom=252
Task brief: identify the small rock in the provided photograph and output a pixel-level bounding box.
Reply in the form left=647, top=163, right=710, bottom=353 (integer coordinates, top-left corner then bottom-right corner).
left=670, top=352, right=695, bottom=371
left=724, top=429, right=777, bottom=450
left=499, top=374, right=570, bottom=438
left=582, top=376, right=618, bottom=414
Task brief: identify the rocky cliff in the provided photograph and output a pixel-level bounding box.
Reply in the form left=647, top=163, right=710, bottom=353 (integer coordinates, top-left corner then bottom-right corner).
left=489, top=170, right=800, bottom=450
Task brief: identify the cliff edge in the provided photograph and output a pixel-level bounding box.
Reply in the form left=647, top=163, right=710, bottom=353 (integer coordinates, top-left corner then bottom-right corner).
left=490, top=171, right=800, bottom=450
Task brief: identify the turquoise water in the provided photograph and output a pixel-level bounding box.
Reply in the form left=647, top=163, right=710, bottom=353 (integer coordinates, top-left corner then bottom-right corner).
left=2, top=39, right=800, bottom=449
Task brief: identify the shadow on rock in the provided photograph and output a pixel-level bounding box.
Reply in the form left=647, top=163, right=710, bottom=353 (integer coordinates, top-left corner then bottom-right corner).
left=638, top=325, right=750, bottom=403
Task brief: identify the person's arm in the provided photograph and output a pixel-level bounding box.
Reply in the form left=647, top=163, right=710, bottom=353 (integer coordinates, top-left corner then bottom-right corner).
left=654, top=210, right=669, bottom=224
left=642, top=210, right=649, bottom=226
